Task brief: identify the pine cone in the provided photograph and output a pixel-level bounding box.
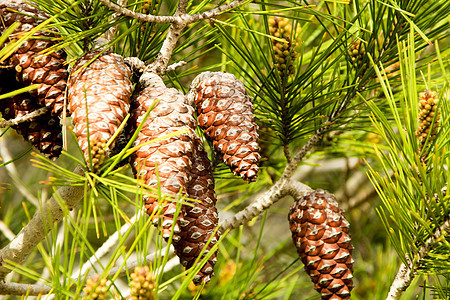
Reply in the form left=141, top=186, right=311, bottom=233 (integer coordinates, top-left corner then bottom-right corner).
left=68, top=50, right=133, bottom=171
left=0, top=68, right=62, bottom=158
left=288, top=189, right=354, bottom=300
left=129, top=266, right=156, bottom=300
left=129, top=73, right=197, bottom=242
left=268, top=16, right=298, bottom=78
left=415, top=90, right=440, bottom=152
left=174, top=137, right=220, bottom=285
left=188, top=71, right=260, bottom=182
left=0, top=0, right=69, bottom=116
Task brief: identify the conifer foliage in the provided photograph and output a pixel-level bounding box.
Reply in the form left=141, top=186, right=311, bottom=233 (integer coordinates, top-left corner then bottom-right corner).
left=0, top=0, right=448, bottom=299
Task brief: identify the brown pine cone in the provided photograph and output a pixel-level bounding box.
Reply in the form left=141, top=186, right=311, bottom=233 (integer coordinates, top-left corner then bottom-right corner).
left=0, top=0, right=69, bottom=116
left=174, top=137, right=220, bottom=285
left=188, top=71, right=260, bottom=182
left=288, top=189, right=354, bottom=300
left=68, top=50, right=133, bottom=171
left=0, top=68, right=62, bottom=158
left=129, top=73, right=197, bottom=242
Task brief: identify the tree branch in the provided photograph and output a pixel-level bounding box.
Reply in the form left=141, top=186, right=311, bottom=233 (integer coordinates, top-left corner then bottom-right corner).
left=281, top=123, right=331, bottom=181
left=99, top=0, right=249, bottom=74
left=0, top=165, right=86, bottom=280
left=105, top=0, right=129, bottom=41
left=145, top=21, right=186, bottom=74
left=0, top=107, right=48, bottom=128
left=386, top=219, right=450, bottom=300
left=0, top=281, right=51, bottom=296
left=220, top=179, right=311, bottom=231
left=98, top=0, right=249, bottom=24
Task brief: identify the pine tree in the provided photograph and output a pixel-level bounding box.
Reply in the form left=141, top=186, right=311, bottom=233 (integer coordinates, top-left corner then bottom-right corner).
left=0, top=0, right=448, bottom=299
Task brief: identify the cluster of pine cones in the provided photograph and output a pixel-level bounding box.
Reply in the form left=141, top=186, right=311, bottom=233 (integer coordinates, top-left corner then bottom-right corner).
left=1, top=1, right=354, bottom=299
left=0, top=0, right=260, bottom=286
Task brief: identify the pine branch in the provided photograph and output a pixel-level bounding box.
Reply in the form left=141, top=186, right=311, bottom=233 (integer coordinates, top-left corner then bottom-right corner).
left=0, top=165, right=86, bottom=280
left=282, top=123, right=332, bottom=180
left=105, top=0, right=128, bottom=41
left=0, top=107, right=48, bottom=128
left=386, top=219, right=450, bottom=300
left=0, top=281, right=51, bottom=296
left=220, top=179, right=311, bottom=231
left=98, top=0, right=249, bottom=73
left=0, top=245, right=175, bottom=296
left=97, top=0, right=249, bottom=24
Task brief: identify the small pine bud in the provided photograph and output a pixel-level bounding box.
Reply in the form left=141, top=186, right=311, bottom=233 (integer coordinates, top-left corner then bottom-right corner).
left=268, top=16, right=300, bottom=79
left=415, top=90, right=440, bottom=156
left=348, top=40, right=365, bottom=68
left=82, top=276, right=108, bottom=300
left=142, top=0, right=159, bottom=14
left=129, top=266, right=156, bottom=300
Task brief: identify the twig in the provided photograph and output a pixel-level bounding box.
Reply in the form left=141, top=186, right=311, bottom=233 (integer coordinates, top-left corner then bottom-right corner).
left=98, top=0, right=249, bottom=24
left=386, top=219, right=450, bottom=300
left=145, top=0, right=190, bottom=74
left=99, top=0, right=250, bottom=74
left=0, top=221, right=15, bottom=241
left=0, top=281, right=51, bottom=296
left=0, top=165, right=86, bottom=280
left=105, top=0, right=129, bottom=41
left=282, top=123, right=331, bottom=181
left=166, top=61, right=187, bottom=72
left=0, top=107, right=48, bottom=128
left=220, top=179, right=311, bottom=231
left=145, top=21, right=185, bottom=74
left=283, top=144, right=292, bottom=164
